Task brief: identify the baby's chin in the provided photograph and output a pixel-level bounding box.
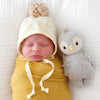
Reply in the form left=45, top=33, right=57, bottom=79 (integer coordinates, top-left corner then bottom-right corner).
left=29, top=55, right=51, bottom=62
left=31, top=58, right=43, bottom=62
left=29, top=57, right=43, bottom=62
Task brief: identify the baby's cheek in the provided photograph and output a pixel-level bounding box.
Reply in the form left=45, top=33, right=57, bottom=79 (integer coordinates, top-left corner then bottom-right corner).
left=42, top=46, right=54, bottom=57
left=22, top=47, right=31, bottom=56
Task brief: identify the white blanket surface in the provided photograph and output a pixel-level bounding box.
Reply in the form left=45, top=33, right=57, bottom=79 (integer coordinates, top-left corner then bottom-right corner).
left=0, top=0, right=100, bottom=100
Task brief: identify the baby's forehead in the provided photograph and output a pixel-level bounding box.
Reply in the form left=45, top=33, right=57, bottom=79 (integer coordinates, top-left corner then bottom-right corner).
left=23, top=34, right=52, bottom=43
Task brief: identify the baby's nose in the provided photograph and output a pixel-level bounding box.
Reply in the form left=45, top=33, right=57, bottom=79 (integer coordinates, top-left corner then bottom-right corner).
left=32, top=45, right=40, bottom=52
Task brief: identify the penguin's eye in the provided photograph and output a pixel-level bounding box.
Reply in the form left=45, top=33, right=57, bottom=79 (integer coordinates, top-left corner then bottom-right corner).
left=73, top=37, right=81, bottom=47
left=59, top=42, right=68, bottom=53
left=76, top=42, right=78, bottom=45
left=63, top=46, right=66, bottom=49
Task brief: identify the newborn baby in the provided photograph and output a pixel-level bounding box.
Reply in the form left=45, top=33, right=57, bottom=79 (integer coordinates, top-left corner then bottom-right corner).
left=21, top=34, right=54, bottom=62
left=11, top=3, right=72, bottom=100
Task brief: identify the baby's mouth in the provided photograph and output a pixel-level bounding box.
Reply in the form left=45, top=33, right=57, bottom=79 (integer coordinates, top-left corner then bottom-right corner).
left=31, top=55, right=42, bottom=59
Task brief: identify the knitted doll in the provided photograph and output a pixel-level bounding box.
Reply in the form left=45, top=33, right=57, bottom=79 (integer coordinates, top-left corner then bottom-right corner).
left=11, top=3, right=72, bottom=100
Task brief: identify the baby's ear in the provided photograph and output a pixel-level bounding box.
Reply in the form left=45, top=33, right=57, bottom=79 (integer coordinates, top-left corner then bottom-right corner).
left=28, top=3, right=48, bottom=18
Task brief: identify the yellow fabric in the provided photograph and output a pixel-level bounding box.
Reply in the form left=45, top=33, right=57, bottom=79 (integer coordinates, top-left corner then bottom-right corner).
left=17, top=16, right=57, bottom=57
left=11, top=54, right=72, bottom=100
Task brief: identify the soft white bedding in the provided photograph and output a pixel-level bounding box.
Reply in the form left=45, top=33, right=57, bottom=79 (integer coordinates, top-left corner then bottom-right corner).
left=0, top=0, right=100, bottom=100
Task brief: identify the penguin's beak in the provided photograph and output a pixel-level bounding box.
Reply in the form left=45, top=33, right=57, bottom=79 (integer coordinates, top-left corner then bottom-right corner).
left=69, top=46, right=74, bottom=50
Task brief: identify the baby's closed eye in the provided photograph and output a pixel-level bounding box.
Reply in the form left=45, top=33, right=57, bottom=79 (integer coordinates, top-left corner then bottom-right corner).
left=25, top=43, right=33, bottom=47
left=39, top=43, right=48, bottom=46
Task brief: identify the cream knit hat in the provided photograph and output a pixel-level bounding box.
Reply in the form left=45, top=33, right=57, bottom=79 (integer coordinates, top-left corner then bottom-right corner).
left=17, top=16, right=57, bottom=57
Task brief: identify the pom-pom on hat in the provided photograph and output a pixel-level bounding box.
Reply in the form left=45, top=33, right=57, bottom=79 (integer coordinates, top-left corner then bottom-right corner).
left=29, top=3, right=48, bottom=18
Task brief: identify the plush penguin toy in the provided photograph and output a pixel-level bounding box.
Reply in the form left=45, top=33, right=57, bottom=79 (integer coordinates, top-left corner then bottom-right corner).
left=58, top=31, right=94, bottom=88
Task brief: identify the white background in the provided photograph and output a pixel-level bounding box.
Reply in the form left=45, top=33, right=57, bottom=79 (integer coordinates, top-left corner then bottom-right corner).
left=0, top=0, right=100, bottom=100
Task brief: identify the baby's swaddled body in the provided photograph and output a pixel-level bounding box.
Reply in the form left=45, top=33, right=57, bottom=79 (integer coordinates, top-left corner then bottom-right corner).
left=11, top=54, right=71, bottom=100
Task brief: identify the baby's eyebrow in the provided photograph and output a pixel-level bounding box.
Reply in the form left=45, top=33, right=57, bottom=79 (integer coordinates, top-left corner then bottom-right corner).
left=24, top=42, right=32, bottom=44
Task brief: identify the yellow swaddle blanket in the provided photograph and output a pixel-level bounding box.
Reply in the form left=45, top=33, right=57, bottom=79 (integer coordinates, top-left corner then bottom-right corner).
left=11, top=54, right=71, bottom=100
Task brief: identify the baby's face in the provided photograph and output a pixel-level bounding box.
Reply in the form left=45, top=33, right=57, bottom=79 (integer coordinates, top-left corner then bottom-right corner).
left=21, top=34, right=54, bottom=62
